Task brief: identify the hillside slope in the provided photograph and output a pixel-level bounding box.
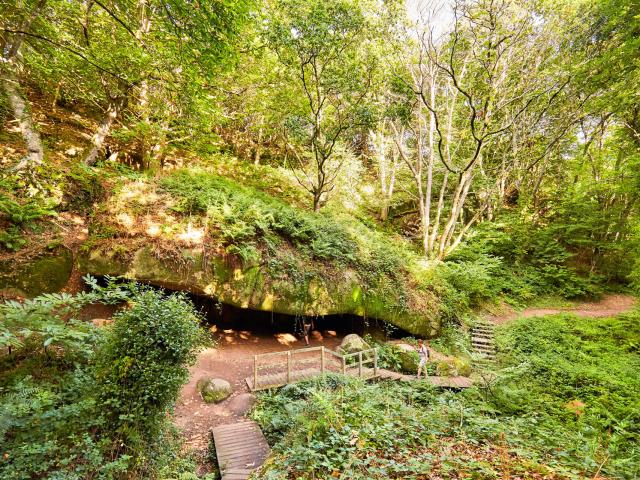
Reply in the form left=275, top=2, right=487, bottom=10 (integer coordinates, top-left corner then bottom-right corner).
left=1, top=93, right=452, bottom=335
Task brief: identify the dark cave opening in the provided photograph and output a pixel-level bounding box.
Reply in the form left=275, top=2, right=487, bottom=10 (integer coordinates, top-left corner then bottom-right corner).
left=92, top=276, right=414, bottom=342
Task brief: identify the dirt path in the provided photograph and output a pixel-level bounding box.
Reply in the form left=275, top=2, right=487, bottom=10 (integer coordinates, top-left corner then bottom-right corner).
left=173, top=329, right=344, bottom=452
left=487, top=294, right=636, bottom=325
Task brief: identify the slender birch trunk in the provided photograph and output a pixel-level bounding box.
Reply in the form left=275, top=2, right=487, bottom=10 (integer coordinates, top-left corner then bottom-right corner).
left=2, top=0, right=48, bottom=171
left=3, top=75, right=44, bottom=170
left=84, top=97, right=124, bottom=166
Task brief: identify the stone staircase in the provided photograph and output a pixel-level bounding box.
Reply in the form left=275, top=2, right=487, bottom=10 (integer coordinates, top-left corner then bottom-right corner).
left=471, top=321, right=496, bottom=363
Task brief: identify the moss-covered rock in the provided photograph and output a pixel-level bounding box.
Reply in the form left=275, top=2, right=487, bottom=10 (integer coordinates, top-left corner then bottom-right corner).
left=78, top=245, right=441, bottom=336
left=0, top=247, right=73, bottom=298
left=392, top=343, right=419, bottom=374
left=338, top=334, right=371, bottom=355
left=197, top=377, right=232, bottom=403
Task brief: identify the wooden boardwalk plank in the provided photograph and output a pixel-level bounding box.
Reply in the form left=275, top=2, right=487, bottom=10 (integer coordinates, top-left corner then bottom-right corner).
left=212, top=420, right=270, bottom=480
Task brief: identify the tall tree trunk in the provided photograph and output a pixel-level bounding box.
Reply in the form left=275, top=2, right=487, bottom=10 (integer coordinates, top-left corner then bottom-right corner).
left=254, top=125, right=263, bottom=165
left=2, top=0, right=48, bottom=171
left=438, top=170, right=473, bottom=259
left=3, top=75, right=44, bottom=170
left=84, top=97, right=124, bottom=166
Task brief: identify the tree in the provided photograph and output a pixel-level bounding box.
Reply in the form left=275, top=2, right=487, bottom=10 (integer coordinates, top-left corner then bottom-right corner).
left=396, top=0, right=572, bottom=258
left=266, top=0, right=377, bottom=211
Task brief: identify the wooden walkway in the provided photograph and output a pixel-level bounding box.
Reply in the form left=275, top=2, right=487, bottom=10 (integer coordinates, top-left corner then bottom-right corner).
left=211, top=420, right=270, bottom=480
left=244, top=345, right=473, bottom=391
left=376, top=368, right=474, bottom=388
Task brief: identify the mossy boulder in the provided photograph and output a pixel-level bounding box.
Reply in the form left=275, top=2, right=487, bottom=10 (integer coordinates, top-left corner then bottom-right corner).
left=452, top=358, right=472, bottom=376
left=434, top=358, right=472, bottom=377
left=338, top=334, right=370, bottom=355
left=197, top=377, right=232, bottom=403
left=0, top=247, right=73, bottom=298
left=392, top=343, right=419, bottom=374
left=78, top=245, right=441, bottom=336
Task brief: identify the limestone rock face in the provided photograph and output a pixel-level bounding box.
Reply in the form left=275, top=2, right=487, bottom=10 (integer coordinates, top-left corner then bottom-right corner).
left=197, top=377, right=232, bottom=404
left=338, top=334, right=371, bottom=355
left=77, top=245, right=441, bottom=336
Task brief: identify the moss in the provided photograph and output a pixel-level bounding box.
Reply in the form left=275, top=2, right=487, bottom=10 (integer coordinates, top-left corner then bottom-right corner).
left=78, top=245, right=440, bottom=336
left=0, top=248, right=73, bottom=297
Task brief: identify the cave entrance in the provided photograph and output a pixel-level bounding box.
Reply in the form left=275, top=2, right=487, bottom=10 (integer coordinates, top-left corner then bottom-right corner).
left=186, top=293, right=412, bottom=348
left=91, top=277, right=413, bottom=348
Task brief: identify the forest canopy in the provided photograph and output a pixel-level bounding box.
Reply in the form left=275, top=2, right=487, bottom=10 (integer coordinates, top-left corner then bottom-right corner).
left=1, top=0, right=638, bottom=274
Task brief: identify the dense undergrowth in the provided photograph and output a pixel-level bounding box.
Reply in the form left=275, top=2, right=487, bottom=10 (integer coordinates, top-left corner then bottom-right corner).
left=251, top=311, right=640, bottom=479
left=0, top=280, right=210, bottom=479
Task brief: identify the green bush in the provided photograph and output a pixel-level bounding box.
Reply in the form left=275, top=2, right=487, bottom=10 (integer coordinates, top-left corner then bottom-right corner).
left=0, top=282, right=209, bottom=479
left=94, top=289, right=208, bottom=466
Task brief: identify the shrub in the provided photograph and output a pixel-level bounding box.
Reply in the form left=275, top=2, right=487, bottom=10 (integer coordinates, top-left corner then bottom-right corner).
left=94, top=288, right=207, bottom=467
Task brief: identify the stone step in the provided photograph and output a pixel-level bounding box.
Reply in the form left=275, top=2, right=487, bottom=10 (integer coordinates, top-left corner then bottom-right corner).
left=474, top=346, right=496, bottom=355
left=472, top=329, right=494, bottom=335
left=474, top=321, right=496, bottom=328
left=472, top=336, right=494, bottom=345
left=473, top=326, right=495, bottom=333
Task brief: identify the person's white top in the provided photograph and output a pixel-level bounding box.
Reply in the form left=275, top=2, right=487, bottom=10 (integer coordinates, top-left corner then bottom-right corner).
left=418, top=344, right=429, bottom=359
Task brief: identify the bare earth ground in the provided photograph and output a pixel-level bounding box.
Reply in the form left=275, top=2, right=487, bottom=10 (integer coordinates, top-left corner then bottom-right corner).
left=174, top=329, right=344, bottom=452
left=486, top=294, right=636, bottom=325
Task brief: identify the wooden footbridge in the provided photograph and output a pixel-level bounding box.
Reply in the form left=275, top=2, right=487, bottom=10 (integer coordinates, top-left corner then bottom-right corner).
left=211, top=420, right=270, bottom=480
left=245, top=345, right=473, bottom=391
left=213, top=346, right=472, bottom=479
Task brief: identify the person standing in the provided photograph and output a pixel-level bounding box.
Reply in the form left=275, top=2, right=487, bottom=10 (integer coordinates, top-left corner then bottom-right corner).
left=416, top=339, right=430, bottom=379
left=302, top=317, right=314, bottom=346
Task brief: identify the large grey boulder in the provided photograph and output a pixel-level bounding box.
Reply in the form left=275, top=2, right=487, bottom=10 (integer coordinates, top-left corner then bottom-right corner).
left=227, top=393, right=257, bottom=416
left=197, top=377, right=232, bottom=404
left=338, top=334, right=371, bottom=356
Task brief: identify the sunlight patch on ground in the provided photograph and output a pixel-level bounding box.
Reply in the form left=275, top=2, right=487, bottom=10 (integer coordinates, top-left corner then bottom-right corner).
left=116, top=212, right=134, bottom=228
left=177, top=225, right=204, bottom=244
left=146, top=222, right=161, bottom=236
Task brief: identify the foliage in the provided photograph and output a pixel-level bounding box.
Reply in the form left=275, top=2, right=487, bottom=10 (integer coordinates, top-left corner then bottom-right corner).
left=0, top=275, right=129, bottom=354
left=94, top=288, right=208, bottom=468
left=252, top=311, right=640, bottom=479
left=0, top=281, right=209, bottom=479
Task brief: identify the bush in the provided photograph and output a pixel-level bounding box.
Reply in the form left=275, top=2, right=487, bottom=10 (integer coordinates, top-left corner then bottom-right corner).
left=0, top=283, right=209, bottom=479
left=94, top=288, right=207, bottom=467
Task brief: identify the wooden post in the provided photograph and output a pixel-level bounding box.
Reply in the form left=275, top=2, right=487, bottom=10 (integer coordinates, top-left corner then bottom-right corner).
left=342, top=356, right=347, bottom=375
left=358, top=351, right=363, bottom=378
left=374, top=348, right=378, bottom=376
left=320, top=346, right=325, bottom=374
left=287, top=350, right=292, bottom=384
left=253, top=355, right=258, bottom=390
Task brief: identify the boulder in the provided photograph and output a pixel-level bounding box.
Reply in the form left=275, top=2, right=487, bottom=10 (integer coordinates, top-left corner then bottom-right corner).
left=338, top=334, right=371, bottom=355
left=227, top=393, right=257, bottom=415
left=452, top=358, right=472, bottom=376
left=197, top=377, right=232, bottom=404
left=0, top=248, right=73, bottom=298
left=392, top=342, right=419, bottom=374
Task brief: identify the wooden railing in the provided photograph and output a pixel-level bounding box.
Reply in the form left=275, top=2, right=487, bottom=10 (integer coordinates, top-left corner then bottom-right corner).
left=249, top=346, right=379, bottom=391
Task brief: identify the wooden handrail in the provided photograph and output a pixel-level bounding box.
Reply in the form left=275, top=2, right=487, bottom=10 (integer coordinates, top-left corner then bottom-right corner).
left=250, top=346, right=380, bottom=390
